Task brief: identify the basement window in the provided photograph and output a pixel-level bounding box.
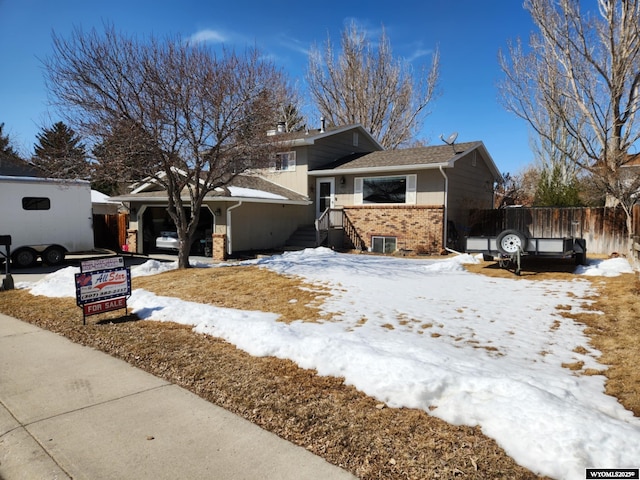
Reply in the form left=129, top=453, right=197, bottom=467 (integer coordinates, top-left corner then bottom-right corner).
left=371, top=236, right=397, bottom=254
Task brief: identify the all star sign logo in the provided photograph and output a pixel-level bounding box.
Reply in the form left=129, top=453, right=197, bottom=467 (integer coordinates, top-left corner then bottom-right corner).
left=75, top=266, right=131, bottom=305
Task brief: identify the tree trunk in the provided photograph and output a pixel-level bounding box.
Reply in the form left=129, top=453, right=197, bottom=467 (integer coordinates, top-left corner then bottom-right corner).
left=177, top=239, right=191, bottom=269
left=624, top=210, right=638, bottom=269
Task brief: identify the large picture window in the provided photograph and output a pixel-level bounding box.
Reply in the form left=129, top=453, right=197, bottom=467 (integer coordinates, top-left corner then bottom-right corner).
left=363, top=176, right=406, bottom=203
left=354, top=174, right=416, bottom=205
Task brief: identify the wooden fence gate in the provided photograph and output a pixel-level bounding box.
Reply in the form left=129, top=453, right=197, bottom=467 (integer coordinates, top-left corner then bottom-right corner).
left=93, top=213, right=129, bottom=252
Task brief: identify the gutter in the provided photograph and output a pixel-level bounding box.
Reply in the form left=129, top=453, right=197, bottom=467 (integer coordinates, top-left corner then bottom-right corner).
left=110, top=195, right=310, bottom=206
left=439, top=166, right=449, bottom=249
left=307, top=162, right=451, bottom=176
left=226, top=201, right=243, bottom=256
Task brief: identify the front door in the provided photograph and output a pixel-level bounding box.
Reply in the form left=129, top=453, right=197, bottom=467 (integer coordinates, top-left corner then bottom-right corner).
left=316, top=177, right=335, bottom=217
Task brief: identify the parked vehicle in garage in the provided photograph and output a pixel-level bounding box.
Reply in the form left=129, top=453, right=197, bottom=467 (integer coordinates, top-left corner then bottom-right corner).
left=155, top=231, right=180, bottom=251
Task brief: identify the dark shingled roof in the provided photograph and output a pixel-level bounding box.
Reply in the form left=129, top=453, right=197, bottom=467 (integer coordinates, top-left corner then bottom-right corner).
left=312, top=142, right=482, bottom=171
left=0, top=157, right=42, bottom=177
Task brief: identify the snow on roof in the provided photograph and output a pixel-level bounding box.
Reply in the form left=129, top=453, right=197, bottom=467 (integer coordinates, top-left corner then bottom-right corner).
left=227, top=186, right=287, bottom=200
left=91, top=190, right=119, bottom=204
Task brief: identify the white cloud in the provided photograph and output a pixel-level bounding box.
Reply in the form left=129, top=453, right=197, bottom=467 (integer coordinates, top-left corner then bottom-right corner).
left=406, top=47, right=435, bottom=62
left=188, top=29, right=227, bottom=44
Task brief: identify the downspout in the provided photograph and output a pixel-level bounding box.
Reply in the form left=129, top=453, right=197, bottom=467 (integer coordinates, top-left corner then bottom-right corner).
left=226, top=201, right=243, bottom=256
left=438, top=166, right=449, bottom=249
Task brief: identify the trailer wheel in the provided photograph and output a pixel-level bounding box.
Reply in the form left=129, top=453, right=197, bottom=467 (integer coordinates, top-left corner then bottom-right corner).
left=496, top=229, right=527, bottom=255
left=12, top=248, right=38, bottom=268
left=43, top=246, right=66, bottom=266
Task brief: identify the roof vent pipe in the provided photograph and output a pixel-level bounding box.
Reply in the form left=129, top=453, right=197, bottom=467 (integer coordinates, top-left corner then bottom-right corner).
left=320, top=116, right=325, bottom=133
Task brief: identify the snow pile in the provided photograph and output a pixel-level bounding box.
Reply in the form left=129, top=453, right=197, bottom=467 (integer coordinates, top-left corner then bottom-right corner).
left=20, top=249, right=640, bottom=479
left=575, top=257, right=634, bottom=276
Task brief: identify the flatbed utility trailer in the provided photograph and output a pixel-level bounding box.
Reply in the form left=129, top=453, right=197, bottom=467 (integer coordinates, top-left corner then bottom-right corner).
left=465, top=229, right=587, bottom=275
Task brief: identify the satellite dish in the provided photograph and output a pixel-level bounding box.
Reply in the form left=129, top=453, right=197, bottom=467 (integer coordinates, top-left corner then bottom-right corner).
left=440, top=132, right=458, bottom=145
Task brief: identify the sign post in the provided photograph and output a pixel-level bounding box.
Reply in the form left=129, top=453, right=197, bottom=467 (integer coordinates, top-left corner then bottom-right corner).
left=75, top=257, right=131, bottom=324
left=0, top=235, right=13, bottom=291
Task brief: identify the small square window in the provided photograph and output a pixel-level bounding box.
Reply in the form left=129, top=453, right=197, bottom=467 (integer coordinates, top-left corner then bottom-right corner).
left=371, top=236, right=397, bottom=254
left=270, top=151, right=296, bottom=172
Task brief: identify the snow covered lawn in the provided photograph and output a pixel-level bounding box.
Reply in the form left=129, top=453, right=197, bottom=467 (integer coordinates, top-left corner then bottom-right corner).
left=24, top=248, right=639, bottom=480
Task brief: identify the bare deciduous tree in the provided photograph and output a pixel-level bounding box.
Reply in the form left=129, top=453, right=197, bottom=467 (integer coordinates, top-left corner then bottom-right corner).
left=44, top=24, right=292, bottom=268
left=499, top=0, right=640, bottom=253
left=494, top=170, right=537, bottom=208
left=306, top=22, right=440, bottom=149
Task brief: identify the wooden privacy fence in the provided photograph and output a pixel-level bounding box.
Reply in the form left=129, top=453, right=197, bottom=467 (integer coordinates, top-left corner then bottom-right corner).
left=468, top=207, right=629, bottom=255
left=93, top=213, right=129, bottom=252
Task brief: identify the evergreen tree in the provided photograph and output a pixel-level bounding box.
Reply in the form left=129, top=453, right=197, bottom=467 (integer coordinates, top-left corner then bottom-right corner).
left=92, top=119, right=161, bottom=195
left=0, top=122, right=21, bottom=160
left=0, top=122, right=41, bottom=175
left=534, top=164, right=581, bottom=207
left=32, top=121, right=89, bottom=178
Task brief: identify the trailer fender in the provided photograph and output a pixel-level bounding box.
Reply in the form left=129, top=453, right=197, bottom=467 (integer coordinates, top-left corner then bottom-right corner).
left=573, top=238, right=588, bottom=265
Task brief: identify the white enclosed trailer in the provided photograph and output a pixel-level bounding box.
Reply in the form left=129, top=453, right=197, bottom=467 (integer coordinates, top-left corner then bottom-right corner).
left=0, top=175, right=94, bottom=267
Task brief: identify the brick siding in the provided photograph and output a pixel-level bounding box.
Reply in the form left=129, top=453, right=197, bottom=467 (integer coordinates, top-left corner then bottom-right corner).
left=344, top=205, right=444, bottom=254
left=212, top=233, right=226, bottom=261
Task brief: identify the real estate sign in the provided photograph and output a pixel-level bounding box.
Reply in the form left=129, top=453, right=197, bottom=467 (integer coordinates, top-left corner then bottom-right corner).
left=75, top=257, right=131, bottom=323
left=78, top=256, right=124, bottom=273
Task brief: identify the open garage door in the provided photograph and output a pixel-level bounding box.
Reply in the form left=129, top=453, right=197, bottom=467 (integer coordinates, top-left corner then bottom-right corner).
left=141, top=206, right=214, bottom=255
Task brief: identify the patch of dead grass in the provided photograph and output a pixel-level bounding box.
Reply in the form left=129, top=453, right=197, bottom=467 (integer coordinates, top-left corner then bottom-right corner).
left=133, top=266, right=329, bottom=323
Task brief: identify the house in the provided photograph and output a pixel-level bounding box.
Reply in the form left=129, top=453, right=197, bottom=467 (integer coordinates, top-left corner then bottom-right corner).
left=114, top=124, right=500, bottom=260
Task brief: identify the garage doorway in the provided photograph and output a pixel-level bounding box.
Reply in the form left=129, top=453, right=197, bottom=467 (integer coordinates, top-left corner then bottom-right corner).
left=141, top=206, right=214, bottom=255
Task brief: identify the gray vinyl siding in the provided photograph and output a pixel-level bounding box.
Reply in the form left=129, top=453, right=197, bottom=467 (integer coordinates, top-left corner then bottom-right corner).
left=227, top=202, right=309, bottom=252
left=446, top=151, right=495, bottom=234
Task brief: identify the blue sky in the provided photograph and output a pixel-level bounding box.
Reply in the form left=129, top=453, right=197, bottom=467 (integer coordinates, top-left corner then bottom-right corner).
left=0, top=0, right=536, bottom=174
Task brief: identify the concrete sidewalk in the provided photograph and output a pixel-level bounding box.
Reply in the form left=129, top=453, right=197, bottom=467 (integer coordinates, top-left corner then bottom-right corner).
left=0, top=313, right=356, bottom=480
